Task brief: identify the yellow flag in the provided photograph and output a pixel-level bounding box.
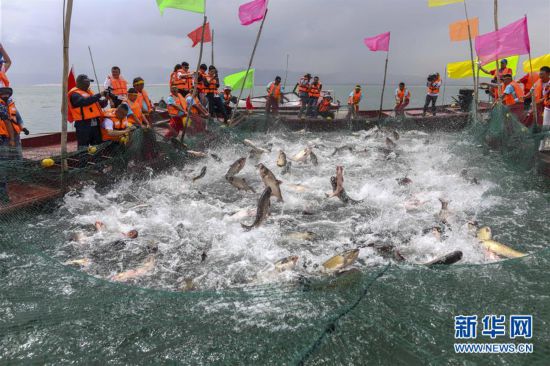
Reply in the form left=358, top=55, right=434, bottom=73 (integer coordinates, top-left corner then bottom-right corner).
left=428, top=0, right=463, bottom=7
left=523, top=54, right=550, bottom=73
left=447, top=56, right=520, bottom=79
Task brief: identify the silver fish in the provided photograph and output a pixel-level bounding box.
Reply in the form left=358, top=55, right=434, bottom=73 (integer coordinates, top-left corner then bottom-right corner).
left=274, top=255, right=299, bottom=272
left=225, top=157, right=246, bottom=179
left=243, top=139, right=270, bottom=153
left=385, top=137, right=396, bottom=149
left=309, top=151, right=319, bottom=166
left=227, top=176, right=256, bottom=192
left=277, top=150, right=287, bottom=167
left=241, top=187, right=272, bottom=231
left=192, top=166, right=207, bottom=182
left=258, top=163, right=283, bottom=202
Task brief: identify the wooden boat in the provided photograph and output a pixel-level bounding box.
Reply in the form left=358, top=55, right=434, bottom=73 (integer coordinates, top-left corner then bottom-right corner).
left=236, top=91, right=340, bottom=114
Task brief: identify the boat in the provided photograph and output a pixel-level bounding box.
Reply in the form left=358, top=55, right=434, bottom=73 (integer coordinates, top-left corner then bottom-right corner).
left=236, top=91, right=340, bottom=113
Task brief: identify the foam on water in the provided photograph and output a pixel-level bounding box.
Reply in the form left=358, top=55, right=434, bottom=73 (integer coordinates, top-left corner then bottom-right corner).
left=40, top=129, right=547, bottom=291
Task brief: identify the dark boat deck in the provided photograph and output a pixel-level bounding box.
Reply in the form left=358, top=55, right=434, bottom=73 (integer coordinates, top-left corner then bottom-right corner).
left=0, top=182, right=63, bottom=215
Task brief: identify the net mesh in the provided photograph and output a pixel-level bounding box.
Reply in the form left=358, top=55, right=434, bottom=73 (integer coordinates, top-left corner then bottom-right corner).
left=1, top=108, right=549, bottom=365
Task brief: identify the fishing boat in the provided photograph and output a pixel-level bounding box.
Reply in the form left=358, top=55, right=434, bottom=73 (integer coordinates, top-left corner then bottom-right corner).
left=236, top=91, right=340, bottom=113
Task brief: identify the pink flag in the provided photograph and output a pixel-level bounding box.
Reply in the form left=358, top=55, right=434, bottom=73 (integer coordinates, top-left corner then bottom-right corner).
left=475, top=17, right=530, bottom=65
left=363, top=32, right=391, bottom=52
left=239, top=0, right=268, bottom=26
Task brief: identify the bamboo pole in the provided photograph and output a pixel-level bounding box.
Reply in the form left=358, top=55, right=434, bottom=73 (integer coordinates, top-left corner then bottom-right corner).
left=377, top=50, right=389, bottom=121
left=441, top=65, right=448, bottom=107
left=230, top=8, right=269, bottom=123
left=61, top=0, right=73, bottom=177
left=528, top=52, right=539, bottom=127
left=180, top=14, right=207, bottom=142
left=463, top=0, right=477, bottom=119
left=283, top=54, right=289, bottom=91
left=87, top=46, right=102, bottom=93
left=493, top=0, right=502, bottom=100
left=211, top=29, right=214, bottom=66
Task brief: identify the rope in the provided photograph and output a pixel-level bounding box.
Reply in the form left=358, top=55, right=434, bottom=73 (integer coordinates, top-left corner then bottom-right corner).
left=294, top=263, right=391, bottom=366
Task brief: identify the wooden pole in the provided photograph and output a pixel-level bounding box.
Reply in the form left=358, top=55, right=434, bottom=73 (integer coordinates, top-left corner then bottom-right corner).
left=283, top=54, right=289, bottom=91
left=61, top=0, right=73, bottom=176
left=493, top=0, right=502, bottom=100
left=463, top=0, right=477, bottom=119
left=377, top=51, right=389, bottom=120
left=230, top=8, right=269, bottom=123
left=211, top=29, right=214, bottom=66
left=87, top=46, right=102, bottom=93
left=441, top=66, right=448, bottom=106
left=180, top=14, right=207, bottom=142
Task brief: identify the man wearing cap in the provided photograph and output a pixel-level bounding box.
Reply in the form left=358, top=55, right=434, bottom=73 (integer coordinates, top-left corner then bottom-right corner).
left=479, top=59, right=513, bottom=101
left=346, top=85, right=362, bottom=120
left=68, top=74, right=109, bottom=149
left=266, top=76, right=282, bottom=116
left=296, top=73, right=311, bottom=119
left=499, top=74, right=524, bottom=107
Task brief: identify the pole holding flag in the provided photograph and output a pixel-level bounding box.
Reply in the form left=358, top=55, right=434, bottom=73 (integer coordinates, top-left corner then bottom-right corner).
left=211, top=28, right=215, bottom=66
left=61, top=0, right=74, bottom=176
left=364, top=32, right=391, bottom=121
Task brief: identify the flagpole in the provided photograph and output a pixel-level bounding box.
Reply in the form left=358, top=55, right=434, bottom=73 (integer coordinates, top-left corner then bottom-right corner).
left=211, top=28, right=215, bottom=66
left=463, top=0, right=477, bottom=119
left=230, top=8, right=269, bottom=123
left=525, top=14, right=538, bottom=128
left=377, top=50, right=389, bottom=121
left=61, top=0, right=74, bottom=178
left=283, top=54, right=289, bottom=92
left=441, top=65, right=447, bottom=107
left=181, top=14, right=208, bottom=142
left=493, top=0, right=502, bottom=100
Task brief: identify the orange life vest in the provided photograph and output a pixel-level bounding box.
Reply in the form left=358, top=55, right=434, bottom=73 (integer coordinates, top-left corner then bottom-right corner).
left=348, top=91, right=362, bottom=105
left=493, top=67, right=513, bottom=80
left=197, top=71, right=208, bottom=94
left=108, top=76, right=128, bottom=96
left=396, top=88, right=410, bottom=103
left=0, top=71, right=10, bottom=87
left=138, top=89, right=153, bottom=114
left=298, top=78, right=310, bottom=94
left=179, top=70, right=194, bottom=90
left=128, top=98, right=144, bottom=126
left=101, top=108, right=128, bottom=142
left=318, top=99, right=331, bottom=112
left=427, top=77, right=441, bottom=95
left=170, top=71, right=187, bottom=90
left=543, top=83, right=550, bottom=109
left=268, top=82, right=282, bottom=100
left=532, top=79, right=546, bottom=104
left=501, top=81, right=525, bottom=106
left=206, top=75, right=219, bottom=94
left=0, top=99, right=20, bottom=137
left=521, top=72, right=539, bottom=94
left=189, top=96, right=202, bottom=115
left=68, top=87, right=104, bottom=121
left=167, top=92, right=188, bottom=117
left=308, top=82, right=322, bottom=98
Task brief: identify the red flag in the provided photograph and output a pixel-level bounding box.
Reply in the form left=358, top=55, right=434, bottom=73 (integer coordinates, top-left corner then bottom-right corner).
left=246, top=95, right=254, bottom=110
left=187, top=22, right=212, bottom=47
left=67, top=67, right=76, bottom=122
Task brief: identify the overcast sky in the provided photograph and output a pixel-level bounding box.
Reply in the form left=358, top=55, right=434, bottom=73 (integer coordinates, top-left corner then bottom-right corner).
left=1, top=0, right=549, bottom=85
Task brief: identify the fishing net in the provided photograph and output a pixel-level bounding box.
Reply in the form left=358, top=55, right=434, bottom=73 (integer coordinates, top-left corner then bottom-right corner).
left=1, top=112, right=550, bottom=365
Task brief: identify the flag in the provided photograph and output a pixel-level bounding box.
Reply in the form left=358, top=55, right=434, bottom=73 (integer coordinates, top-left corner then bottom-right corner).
left=246, top=96, right=254, bottom=110
left=447, top=55, right=519, bottom=79
left=523, top=53, right=550, bottom=73
left=67, top=67, right=76, bottom=122
left=239, top=0, right=268, bottom=26
left=449, top=17, right=479, bottom=42
left=428, top=0, right=463, bottom=7
left=363, top=32, right=390, bottom=52
left=475, top=17, right=530, bottom=65
left=187, top=22, right=211, bottom=47
left=223, top=69, right=255, bottom=90
left=156, top=0, right=205, bottom=15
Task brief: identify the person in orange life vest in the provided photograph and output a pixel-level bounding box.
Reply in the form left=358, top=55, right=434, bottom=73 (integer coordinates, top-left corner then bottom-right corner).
left=196, top=64, right=209, bottom=106
left=0, top=43, right=12, bottom=88
left=499, top=74, right=524, bottom=106
left=394, top=82, right=411, bottom=117
left=127, top=88, right=151, bottom=128
left=266, top=76, right=282, bottom=115
left=164, top=85, right=189, bottom=140
left=307, top=76, right=322, bottom=117
left=104, top=66, right=128, bottom=108
left=186, top=89, right=210, bottom=134
left=178, top=61, right=194, bottom=96
left=518, top=72, right=540, bottom=110
left=100, top=104, right=135, bottom=142
left=206, top=66, right=228, bottom=123
left=478, top=59, right=513, bottom=101
left=346, top=85, right=362, bottom=120
left=527, top=66, right=550, bottom=128
left=170, top=64, right=191, bottom=98
left=0, top=87, right=27, bottom=158
left=537, top=66, right=550, bottom=130
left=69, top=74, right=109, bottom=149
left=222, top=86, right=234, bottom=115
left=132, top=77, right=154, bottom=115
left=297, top=73, right=312, bottom=119
left=423, top=73, right=441, bottom=116
left=318, top=95, right=335, bottom=119
left=0, top=87, right=19, bottom=203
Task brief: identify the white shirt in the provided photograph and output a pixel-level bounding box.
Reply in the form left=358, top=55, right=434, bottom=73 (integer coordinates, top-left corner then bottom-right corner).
left=101, top=118, right=114, bottom=131
left=543, top=81, right=550, bottom=111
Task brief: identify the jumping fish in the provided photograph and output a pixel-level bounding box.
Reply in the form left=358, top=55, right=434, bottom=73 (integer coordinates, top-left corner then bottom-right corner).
left=438, top=198, right=450, bottom=223
left=277, top=150, right=287, bottom=167
left=309, top=151, right=319, bottom=166
left=111, top=255, right=156, bottom=282
left=241, top=187, right=272, bottom=231
left=258, top=163, right=284, bottom=202
left=385, top=137, right=396, bottom=149
left=286, top=231, right=317, bottom=241
left=322, top=249, right=360, bottom=272
left=228, top=208, right=256, bottom=220
left=392, top=130, right=400, bottom=141
left=425, top=251, right=463, bottom=266
left=328, top=167, right=362, bottom=205
left=225, top=157, right=246, bottom=179
left=187, top=150, right=208, bottom=158
left=227, top=176, right=256, bottom=192
left=243, top=139, right=270, bottom=153
left=274, top=256, right=299, bottom=272
left=281, top=161, right=292, bottom=175
left=249, top=149, right=264, bottom=160
left=331, top=145, right=354, bottom=156
left=290, top=147, right=311, bottom=162
left=192, top=166, right=207, bottom=182
left=210, top=153, right=223, bottom=162
left=397, top=177, right=412, bottom=186
left=476, top=227, right=526, bottom=259
left=63, top=258, right=90, bottom=267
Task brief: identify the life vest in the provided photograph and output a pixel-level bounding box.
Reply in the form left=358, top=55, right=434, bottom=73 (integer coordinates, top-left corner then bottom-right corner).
left=179, top=70, right=194, bottom=90
left=308, top=82, right=322, bottom=98
left=68, top=87, right=104, bottom=121
left=298, top=78, right=310, bottom=94
left=0, top=99, right=20, bottom=137
left=427, top=77, right=441, bottom=95
left=206, top=75, right=219, bottom=94
left=396, top=88, right=410, bottom=103
left=167, top=92, right=188, bottom=117
left=532, top=79, right=546, bottom=104
left=108, top=76, right=128, bottom=96
left=0, top=71, right=10, bottom=88
left=493, top=67, right=513, bottom=80
left=318, top=99, right=331, bottom=112
left=348, top=91, right=362, bottom=105
left=138, top=89, right=153, bottom=114
left=268, top=82, right=281, bottom=100
left=501, top=81, right=524, bottom=106
left=521, top=72, right=539, bottom=94
left=197, top=71, right=208, bottom=93
left=188, top=96, right=202, bottom=114
left=101, top=108, right=128, bottom=142
left=128, top=98, right=144, bottom=126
